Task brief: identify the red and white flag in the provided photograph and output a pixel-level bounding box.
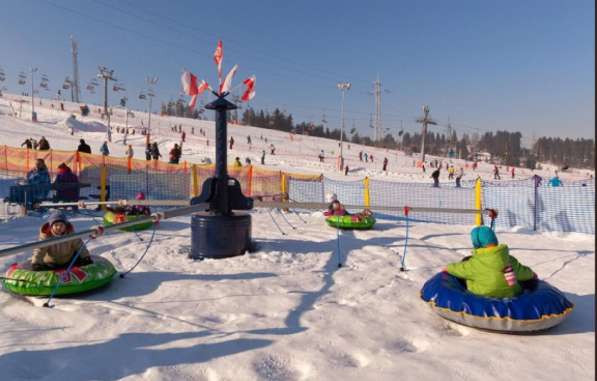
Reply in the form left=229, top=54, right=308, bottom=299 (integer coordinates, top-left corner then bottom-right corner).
left=219, top=64, right=238, bottom=94
left=213, top=40, right=223, bottom=85
left=181, top=71, right=210, bottom=110
left=181, top=71, right=198, bottom=96
left=241, top=75, right=256, bottom=102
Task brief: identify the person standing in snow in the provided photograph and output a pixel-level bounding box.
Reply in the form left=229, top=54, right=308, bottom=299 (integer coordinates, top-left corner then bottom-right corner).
left=511, top=167, right=515, bottom=179
left=145, top=143, right=152, bottom=161
left=382, top=157, right=389, bottom=173
left=21, top=138, right=33, bottom=149
left=77, top=139, right=91, bottom=154
left=549, top=175, right=562, bottom=187
left=318, top=150, right=325, bottom=162
left=126, top=145, right=134, bottom=159
left=181, top=131, right=186, bottom=143
left=493, top=165, right=501, bottom=180
left=99, top=141, right=110, bottom=156
left=169, top=144, right=182, bottom=164
left=37, top=136, right=50, bottom=151
left=261, top=150, right=266, bottom=165
left=150, top=142, right=161, bottom=161
left=431, top=168, right=441, bottom=187
left=229, top=136, right=235, bottom=150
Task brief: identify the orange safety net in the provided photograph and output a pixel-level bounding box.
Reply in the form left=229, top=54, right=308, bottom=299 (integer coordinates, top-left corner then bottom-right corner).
left=0, top=144, right=321, bottom=200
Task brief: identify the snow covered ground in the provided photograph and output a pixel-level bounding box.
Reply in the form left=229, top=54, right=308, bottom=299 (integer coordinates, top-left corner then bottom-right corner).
left=0, top=212, right=594, bottom=380
left=0, top=94, right=594, bottom=380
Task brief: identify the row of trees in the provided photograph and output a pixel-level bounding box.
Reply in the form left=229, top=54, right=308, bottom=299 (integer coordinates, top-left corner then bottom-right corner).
left=240, top=107, right=595, bottom=169
left=533, top=137, right=594, bottom=169
left=160, top=100, right=205, bottom=119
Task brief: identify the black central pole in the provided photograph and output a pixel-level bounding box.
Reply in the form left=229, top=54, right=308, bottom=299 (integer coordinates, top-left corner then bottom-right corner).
left=189, top=92, right=253, bottom=259
left=205, top=93, right=237, bottom=215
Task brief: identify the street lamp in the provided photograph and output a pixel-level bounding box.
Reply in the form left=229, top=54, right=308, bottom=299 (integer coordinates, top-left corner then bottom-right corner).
left=337, top=81, right=351, bottom=170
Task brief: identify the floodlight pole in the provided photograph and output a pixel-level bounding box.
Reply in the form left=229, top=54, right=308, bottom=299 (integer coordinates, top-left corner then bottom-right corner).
left=97, top=66, right=116, bottom=142
left=30, top=67, right=38, bottom=121
left=337, top=81, right=351, bottom=171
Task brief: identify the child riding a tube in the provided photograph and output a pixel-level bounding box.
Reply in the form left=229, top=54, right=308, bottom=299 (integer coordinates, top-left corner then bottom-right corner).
left=107, top=192, right=151, bottom=217
left=445, top=226, right=536, bottom=298
left=31, top=211, right=92, bottom=271
left=323, top=193, right=372, bottom=222
left=128, top=192, right=151, bottom=216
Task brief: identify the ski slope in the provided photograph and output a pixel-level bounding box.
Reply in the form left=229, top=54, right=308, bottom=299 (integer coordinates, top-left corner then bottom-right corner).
left=0, top=94, right=594, bottom=380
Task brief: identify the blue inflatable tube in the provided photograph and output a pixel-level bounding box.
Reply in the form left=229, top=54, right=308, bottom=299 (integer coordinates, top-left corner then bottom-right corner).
left=420, top=272, right=574, bottom=332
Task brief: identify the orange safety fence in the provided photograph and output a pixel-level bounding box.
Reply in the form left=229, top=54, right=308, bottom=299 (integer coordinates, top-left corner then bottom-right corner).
left=0, top=145, right=323, bottom=200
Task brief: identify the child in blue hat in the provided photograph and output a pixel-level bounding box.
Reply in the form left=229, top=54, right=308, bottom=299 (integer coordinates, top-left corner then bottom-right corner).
left=445, top=226, right=536, bottom=298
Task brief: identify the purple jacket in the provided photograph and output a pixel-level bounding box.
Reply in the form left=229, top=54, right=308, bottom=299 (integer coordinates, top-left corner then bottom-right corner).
left=54, top=170, right=80, bottom=201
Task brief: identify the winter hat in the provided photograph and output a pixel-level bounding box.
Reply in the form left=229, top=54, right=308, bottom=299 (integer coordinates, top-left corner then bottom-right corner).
left=135, top=191, right=146, bottom=200
left=47, top=210, right=68, bottom=226
left=470, top=226, right=498, bottom=249
left=325, top=192, right=338, bottom=203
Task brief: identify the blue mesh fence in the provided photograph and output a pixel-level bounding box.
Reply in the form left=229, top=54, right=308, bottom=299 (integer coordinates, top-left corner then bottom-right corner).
left=370, top=179, right=477, bottom=224
left=288, top=177, right=324, bottom=203
left=482, top=178, right=595, bottom=234
left=110, top=169, right=191, bottom=201
left=482, top=179, right=535, bottom=230
left=287, top=176, right=594, bottom=233
left=537, top=180, right=595, bottom=234
left=323, top=177, right=364, bottom=212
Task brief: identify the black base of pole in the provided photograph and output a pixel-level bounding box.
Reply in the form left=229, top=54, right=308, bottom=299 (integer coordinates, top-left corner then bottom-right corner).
left=191, top=212, right=252, bottom=259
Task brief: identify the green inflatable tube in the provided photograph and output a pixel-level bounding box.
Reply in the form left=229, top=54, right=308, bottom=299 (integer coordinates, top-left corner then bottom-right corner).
left=103, top=210, right=153, bottom=232
left=325, top=215, right=376, bottom=230
left=2, top=255, right=116, bottom=297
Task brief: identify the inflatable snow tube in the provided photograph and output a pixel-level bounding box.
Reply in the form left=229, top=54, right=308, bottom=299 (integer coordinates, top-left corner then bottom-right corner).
left=2, top=256, right=116, bottom=297
left=103, top=211, right=153, bottom=232
left=325, top=215, right=376, bottom=230
left=420, top=272, right=574, bottom=332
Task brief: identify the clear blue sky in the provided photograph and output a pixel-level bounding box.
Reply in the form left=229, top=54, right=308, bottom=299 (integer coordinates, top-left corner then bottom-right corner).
left=0, top=0, right=594, bottom=142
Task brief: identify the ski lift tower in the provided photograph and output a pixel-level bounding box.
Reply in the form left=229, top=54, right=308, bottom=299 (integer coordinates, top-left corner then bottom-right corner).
left=97, top=66, right=116, bottom=142
left=416, top=105, right=437, bottom=163
left=70, top=35, right=81, bottom=103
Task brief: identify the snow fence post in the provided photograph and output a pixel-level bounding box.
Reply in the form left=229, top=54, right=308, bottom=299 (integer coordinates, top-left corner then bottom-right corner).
left=100, top=162, right=108, bottom=211
left=192, top=164, right=199, bottom=197
left=474, top=178, right=483, bottom=226
left=363, top=177, right=371, bottom=208
left=533, top=179, right=538, bottom=231
left=247, top=165, right=253, bottom=197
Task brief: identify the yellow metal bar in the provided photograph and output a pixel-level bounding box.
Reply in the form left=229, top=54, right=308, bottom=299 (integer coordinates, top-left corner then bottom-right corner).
left=192, top=164, right=199, bottom=197
left=100, top=164, right=108, bottom=211
left=363, top=177, right=371, bottom=208
left=280, top=172, right=287, bottom=195
left=474, top=177, right=483, bottom=225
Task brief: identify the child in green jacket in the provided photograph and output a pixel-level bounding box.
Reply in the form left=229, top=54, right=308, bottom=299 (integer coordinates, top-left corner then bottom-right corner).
left=446, top=226, right=536, bottom=298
